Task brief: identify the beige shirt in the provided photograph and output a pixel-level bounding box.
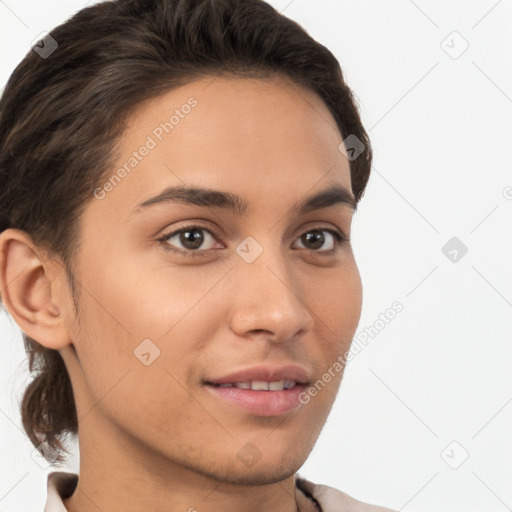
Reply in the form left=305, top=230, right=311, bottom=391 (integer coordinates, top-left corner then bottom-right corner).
left=44, top=471, right=397, bottom=512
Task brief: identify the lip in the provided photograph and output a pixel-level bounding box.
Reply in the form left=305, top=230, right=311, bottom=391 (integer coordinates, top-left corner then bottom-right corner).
left=204, top=383, right=308, bottom=416
left=205, top=364, right=311, bottom=385
left=203, top=364, right=311, bottom=417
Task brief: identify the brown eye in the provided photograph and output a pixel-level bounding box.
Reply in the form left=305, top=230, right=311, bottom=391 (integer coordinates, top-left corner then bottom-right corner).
left=301, top=230, right=326, bottom=250
left=295, top=229, right=342, bottom=252
left=176, top=228, right=205, bottom=250
left=159, top=225, right=220, bottom=255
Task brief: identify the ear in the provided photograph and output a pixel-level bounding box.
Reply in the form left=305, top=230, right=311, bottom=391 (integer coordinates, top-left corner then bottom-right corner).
left=0, top=228, right=72, bottom=349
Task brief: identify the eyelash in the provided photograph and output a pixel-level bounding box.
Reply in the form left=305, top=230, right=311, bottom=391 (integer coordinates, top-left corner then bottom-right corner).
left=156, top=223, right=348, bottom=259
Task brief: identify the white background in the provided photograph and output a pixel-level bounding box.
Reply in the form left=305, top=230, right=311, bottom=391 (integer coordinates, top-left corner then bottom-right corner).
left=1, top=1, right=511, bottom=511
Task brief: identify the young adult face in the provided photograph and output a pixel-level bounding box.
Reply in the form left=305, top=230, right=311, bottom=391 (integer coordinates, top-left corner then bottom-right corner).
left=1, top=75, right=362, bottom=510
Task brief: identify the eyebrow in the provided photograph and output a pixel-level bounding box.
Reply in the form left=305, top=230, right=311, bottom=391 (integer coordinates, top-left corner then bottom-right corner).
left=130, top=182, right=357, bottom=216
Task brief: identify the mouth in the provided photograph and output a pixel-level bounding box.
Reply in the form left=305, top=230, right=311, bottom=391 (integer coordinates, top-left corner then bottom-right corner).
left=203, top=380, right=308, bottom=416
left=203, top=364, right=311, bottom=416
left=206, top=379, right=300, bottom=391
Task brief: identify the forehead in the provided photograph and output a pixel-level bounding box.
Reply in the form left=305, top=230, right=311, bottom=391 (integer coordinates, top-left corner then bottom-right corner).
left=96, top=75, right=352, bottom=216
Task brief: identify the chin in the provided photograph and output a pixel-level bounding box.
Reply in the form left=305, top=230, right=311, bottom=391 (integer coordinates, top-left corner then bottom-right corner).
left=211, top=461, right=301, bottom=486
left=199, top=446, right=309, bottom=486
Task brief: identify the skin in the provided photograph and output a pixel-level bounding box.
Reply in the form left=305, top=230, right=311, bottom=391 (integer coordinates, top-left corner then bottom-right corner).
left=0, top=75, right=362, bottom=512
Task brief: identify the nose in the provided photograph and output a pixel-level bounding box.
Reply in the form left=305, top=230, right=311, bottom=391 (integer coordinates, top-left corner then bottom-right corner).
left=227, top=243, right=315, bottom=343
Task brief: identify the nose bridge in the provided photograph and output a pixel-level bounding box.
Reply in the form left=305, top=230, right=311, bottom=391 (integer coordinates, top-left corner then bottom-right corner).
left=229, top=234, right=314, bottom=339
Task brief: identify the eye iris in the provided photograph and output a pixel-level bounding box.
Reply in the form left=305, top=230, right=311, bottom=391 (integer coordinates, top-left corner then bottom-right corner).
left=303, top=230, right=324, bottom=250
left=180, top=229, right=204, bottom=249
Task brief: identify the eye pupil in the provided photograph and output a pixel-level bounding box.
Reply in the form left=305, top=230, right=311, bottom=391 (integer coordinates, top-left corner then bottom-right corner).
left=303, top=230, right=324, bottom=250
left=181, top=229, right=204, bottom=249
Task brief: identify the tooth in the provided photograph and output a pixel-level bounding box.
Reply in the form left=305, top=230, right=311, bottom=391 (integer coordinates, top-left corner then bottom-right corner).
left=217, top=380, right=297, bottom=390
left=251, top=380, right=269, bottom=391
left=268, top=380, right=285, bottom=391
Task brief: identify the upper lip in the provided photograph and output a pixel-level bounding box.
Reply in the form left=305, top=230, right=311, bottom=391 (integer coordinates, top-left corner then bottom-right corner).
left=205, top=364, right=311, bottom=385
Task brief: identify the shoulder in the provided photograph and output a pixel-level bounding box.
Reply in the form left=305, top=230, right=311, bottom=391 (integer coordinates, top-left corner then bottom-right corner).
left=296, top=474, right=397, bottom=512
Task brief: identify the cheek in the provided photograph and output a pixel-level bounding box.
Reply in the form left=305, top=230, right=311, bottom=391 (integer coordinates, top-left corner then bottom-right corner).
left=67, top=253, right=221, bottom=410
left=77, top=249, right=209, bottom=344
left=303, top=264, right=362, bottom=413
left=314, top=260, right=362, bottom=347
left=68, top=292, right=188, bottom=435
left=339, top=265, right=363, bottom=336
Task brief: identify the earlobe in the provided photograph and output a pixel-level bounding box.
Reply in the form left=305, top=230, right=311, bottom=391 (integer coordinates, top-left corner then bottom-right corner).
left=0, top=228, right=71, bottom=349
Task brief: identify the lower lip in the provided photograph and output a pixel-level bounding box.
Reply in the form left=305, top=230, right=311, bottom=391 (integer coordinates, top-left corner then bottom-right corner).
left=204, top=384, right=306, bottom=416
